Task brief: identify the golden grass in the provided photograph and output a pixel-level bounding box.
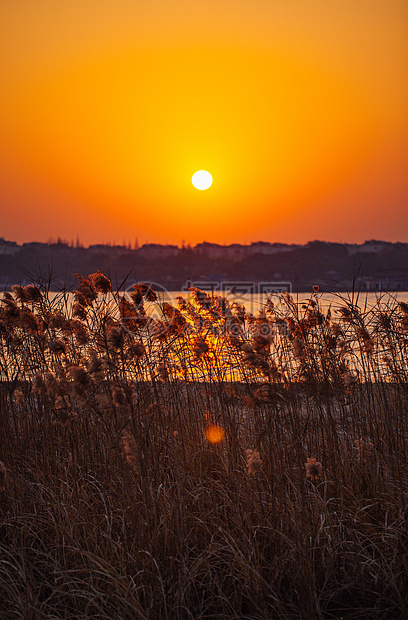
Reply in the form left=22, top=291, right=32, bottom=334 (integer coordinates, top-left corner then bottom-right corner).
left=0, top=275, right=407, bottom=618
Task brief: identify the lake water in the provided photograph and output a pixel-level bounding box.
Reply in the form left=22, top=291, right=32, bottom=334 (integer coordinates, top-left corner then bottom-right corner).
left=5, top=289, right=408, bottom=316
left=152, top=290, right=408, bottom=315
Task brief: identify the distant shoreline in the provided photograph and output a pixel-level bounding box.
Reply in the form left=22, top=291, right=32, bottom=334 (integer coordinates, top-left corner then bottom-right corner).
left=1, top=238, right=407, bottom=292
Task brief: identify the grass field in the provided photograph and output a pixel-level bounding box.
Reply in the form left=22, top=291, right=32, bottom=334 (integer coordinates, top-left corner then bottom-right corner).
left=1, top=274, right=408, bottom=618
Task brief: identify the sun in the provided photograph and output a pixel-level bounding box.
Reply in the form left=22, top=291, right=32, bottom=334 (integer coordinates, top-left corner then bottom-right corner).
left=192, top=170, right=213, bottom=190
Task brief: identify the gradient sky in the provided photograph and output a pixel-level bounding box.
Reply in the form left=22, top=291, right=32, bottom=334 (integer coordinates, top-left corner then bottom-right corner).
left=1, top=0, right=407, bottom=246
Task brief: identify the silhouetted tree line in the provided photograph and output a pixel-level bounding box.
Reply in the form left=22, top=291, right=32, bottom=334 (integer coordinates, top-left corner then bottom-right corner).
left=1, top=241, right=407, bottom=291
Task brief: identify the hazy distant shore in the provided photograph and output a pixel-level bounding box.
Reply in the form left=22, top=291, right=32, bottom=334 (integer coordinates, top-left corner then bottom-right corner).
left=1, top=238, right=408, bottom=292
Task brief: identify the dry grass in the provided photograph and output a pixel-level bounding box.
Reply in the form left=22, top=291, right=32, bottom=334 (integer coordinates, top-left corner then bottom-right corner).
left=0, top=275, right=408, bottom=618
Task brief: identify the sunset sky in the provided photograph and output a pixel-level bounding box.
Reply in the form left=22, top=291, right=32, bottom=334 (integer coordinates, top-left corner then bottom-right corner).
left=1, top=0, right=407, bottom=246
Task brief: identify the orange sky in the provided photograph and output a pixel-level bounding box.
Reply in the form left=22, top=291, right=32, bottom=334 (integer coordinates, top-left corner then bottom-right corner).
left=1, top=0, right=407, bottom=246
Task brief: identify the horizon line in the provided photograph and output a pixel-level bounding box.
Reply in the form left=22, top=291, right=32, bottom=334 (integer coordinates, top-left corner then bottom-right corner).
left=1, top=237, right=404, bottom=251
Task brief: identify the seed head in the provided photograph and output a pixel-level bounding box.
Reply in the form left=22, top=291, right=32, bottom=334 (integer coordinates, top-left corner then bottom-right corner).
left=49, top=339, right=66, bottom=354
left=122, top=431, right=139, bottom=470
left=32, top=372, right=46, bottom=393
left=44, top=372, right=59, bottom=396
left=13, top=388, right=25, bottom=405
left=72, top=302, right=87, bottom=320
left=131, top=283, right=157, bottom=303
left=292, top=337, right=306, bottom=359
left=70, top=319, right=89, bottom=345
left=192, top=336, right=209, bottom=359
left=305, top=457, right=323, bottom=482
left=107, top=326, right=124, bottom=350
left=87, top=351, right=104, bottom=374
left=399, top=302, right=408, bottom=315
left=254, top=384, right=269, bottom=402
left=11, top=285, right=28, bottom=302
left=356, top=327, right=373, bottom=355
left=73, top=274, right=97, bottom=305
left=23, top=284, right=42, bottom=303
left=88, top=271, right=112, bottom=294
left=68, top=365, right=90, bottom=396
left=246, top=449, right=262, bottom=474
left=157, top=363, right=169, bottom=381
left=127, top=342, right=145, bottom=360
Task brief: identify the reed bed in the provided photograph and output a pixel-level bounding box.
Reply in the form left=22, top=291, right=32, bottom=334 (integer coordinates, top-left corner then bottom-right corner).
left=0, top=274, right=408, bottom=619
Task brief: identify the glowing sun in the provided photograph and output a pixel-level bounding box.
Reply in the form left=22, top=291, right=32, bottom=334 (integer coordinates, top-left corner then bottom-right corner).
left=192, top=170, right=213, bottom=190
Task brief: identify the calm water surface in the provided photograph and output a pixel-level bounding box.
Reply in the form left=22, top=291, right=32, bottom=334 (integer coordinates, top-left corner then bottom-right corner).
left=37, top=289, right=408, bottom=314
left=158, top=290, right=408, bottom=315
left=4, top=289, right=408, bottom=317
